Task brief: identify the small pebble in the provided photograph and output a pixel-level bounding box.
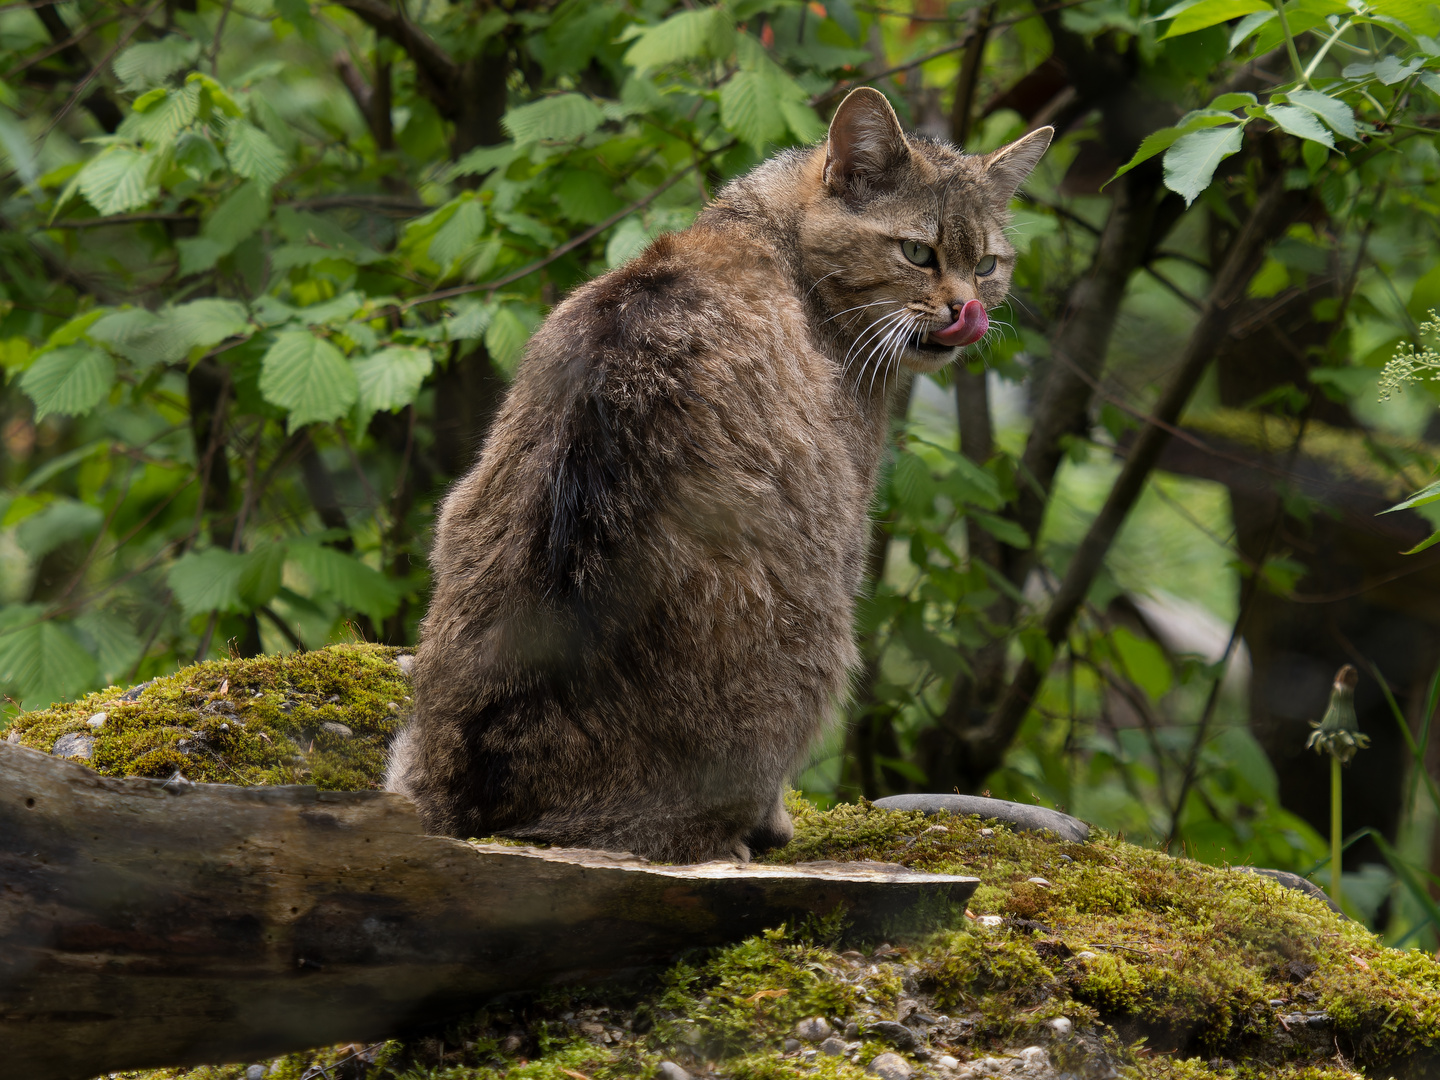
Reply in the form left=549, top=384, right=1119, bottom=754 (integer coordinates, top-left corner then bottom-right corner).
left=819, top=1036, right=847, bottom=1056
left=1268, top=998, right=1286, bottom=1008
left=397, top=654, right=416, bottom=676
left=978, top=914, right=1003, bottom=928
left=783, top=1038, right=801, bottom=1053
left=4, top=729, right=18, bottom=744
left=1074, top=950, right=1098, bottom=961
left=325, top=694, right=340, bottom=703
left=1047, top=1016, right=1073, bottom=1037
left=51, top=733, right=94, bottom=759
left=1018, top=1046, right=1049, bottom=1065
left=246, top=1067, right=265, bottom=1080
left=87, top=711, right=107, bottom=730
left=844, top=1022, right=860, bottom=1039
left=980, top=827, right=994, bottom=837
left=795, top=1017, right=832, bottom=1042
left=1026, top=877, right=1052, bottom=888
left=867, top=1051, right=913, bottom=1080
left=937, top=1055, right=959, bottom=1069
left=499, top=1034, right=522, bottom=1054
left=658, top=1063, right=692, bottom=1080
left=320, top=721, right=353, bottom=738
left=387, top=702, right=400, bottom=712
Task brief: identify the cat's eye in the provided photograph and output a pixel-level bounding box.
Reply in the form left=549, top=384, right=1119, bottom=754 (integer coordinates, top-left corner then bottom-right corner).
left=975, top=254, right=998, bottom=276
left=901, top=240, right=936, bottom=267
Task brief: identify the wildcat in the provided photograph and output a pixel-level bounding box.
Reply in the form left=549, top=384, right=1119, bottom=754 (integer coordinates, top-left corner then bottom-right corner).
left=386, top=88, right=1051, bottom=863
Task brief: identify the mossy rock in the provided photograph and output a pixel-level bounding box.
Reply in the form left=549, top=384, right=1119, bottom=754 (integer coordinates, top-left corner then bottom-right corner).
left=7, top=646, right=1437, bottom=1080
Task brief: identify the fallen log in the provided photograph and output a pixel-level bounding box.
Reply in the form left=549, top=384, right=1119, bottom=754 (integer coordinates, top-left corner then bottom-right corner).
left=0, top=743, right=979, bottom=1080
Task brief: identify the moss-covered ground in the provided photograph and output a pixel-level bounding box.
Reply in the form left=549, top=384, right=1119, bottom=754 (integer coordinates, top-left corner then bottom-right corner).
left=7, top=646, right=1436, bottom=1080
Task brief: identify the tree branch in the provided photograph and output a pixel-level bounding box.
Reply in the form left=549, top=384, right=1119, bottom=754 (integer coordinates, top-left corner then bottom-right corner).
left=960, top=177, right=1306, bottom=787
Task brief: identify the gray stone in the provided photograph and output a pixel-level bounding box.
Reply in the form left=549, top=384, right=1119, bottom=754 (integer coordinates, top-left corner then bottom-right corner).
left=872, top=794, right=1089, bottom=843
left=1046, top=1016, right=1073, bottom=1038
left=320, top=721, right=353, bottom=738
left=246, top=1067, right=265, bottom=1080
left=1232, top=865, right=1343, bottom=915
left=87, top=712, right=107, bottom=730
left=796, top=1016, right=832, bottom=1042
left=937, top=1055, right=959, bottom=1070
left=658, top=1063, right=692, bottom=1080
left=819, top=1036, right=847, bottom=1056
left=51, top=733, right=93, bottom=759
left=844, top=1022, right=860, bottom=1039
left=783, top=1038, right=801, bottom=1053
left=868, top=1020, right=917, bottom=1052
left=119, top=680, right=152, bottom=701
left=867, top=1052, right=914, bottom=1080
left=5, top=728, right=19, bottom=744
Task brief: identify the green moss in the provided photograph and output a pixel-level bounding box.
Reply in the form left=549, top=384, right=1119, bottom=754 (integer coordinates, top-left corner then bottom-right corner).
left=8, top=643, right=410, bottom=790
left=16, top=650, right=1440, bottom=1078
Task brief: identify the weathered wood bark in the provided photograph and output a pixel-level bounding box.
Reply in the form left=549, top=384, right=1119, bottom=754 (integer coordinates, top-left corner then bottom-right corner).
left=0, top=744, right=978, bottom=1080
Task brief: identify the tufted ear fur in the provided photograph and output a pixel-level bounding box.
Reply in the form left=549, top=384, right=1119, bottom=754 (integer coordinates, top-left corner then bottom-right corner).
left=981, top=126, right=1054, bottom=211
left=823, top=87, right=910, bottom=197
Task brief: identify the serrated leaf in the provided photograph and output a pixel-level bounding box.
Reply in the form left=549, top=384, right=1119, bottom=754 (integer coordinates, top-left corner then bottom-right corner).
left=19, top=345, right=114, bottom=420
left=90, top=298, right=249, bottom=368
left=502, top=93, right=606, bottom=143
left=779, top=97, right=827, bottom=143
left=554, top=170, right=624, bottom=225
left=77, top=147, right=158, bottom=215
left=167, top=548, right=249, bottom=615
left=0, top=606, right=98, bottom=710
left=1112, top=112, right=1240, bottom=182
left=1209, top=91, right=1259, bottom=111
left=238, top=543, right=286, bottom=608
left=353, top=346, right=434, bottom=415
left=72, top=607, right=142, bottom=686
left=1286, top=89, right=1358, bottom=139
left=225, top=120, right=287, bottom=187
left=428, top=198, right=487, bottom=265
left=445, top=298, right=495, bottom=341
left=274, top=0, right=316, bottom=35
left=1266, top=103, right=1335, bottom=146
left=624, top=7, right=735, bottom=72
left=209, top=179, right=271, bottom=249
left=112, top=35, right=200, bottom=92
left=258, top=331, right=358, bottom=430
left=606, top=216, right=650, bottom=268
left=170, top=298, right=252, bottom=350
left=122, top=83, right=199, bottom=145
left=1382, top=478, right=1440, bottom=514
left=721, top=71, right=789, bottom=149
left=444, top=141, right=527, bottom=181
left=1162, top=124, right=1244, bottom=205
left=288, top=543, right=401, bottom=621
left=484, top=305, right=537, bottom=373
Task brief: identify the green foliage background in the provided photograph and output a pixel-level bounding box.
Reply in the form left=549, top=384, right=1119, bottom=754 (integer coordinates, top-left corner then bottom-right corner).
left=4, top=0, right=1440, bottom=944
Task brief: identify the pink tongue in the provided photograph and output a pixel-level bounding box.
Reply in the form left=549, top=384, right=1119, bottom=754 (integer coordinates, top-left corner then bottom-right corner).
left=929, top=300, right=989, bottom=347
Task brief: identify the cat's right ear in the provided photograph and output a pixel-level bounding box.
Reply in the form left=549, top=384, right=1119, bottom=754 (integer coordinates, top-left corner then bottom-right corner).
left=823, top=87, right=909, bottom=196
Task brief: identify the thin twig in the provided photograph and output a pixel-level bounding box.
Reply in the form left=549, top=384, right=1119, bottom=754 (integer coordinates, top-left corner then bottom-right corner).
left=38, top=0, right=162, bottom=144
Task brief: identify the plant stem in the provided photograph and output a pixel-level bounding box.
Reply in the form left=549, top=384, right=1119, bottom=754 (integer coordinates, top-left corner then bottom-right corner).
left=1331, top=754, right=1344, bottom=910
left=1274, top=0, right=1311, bottom=88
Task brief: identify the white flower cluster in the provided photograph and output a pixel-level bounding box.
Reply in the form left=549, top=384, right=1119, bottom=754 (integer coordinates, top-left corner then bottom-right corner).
left=1379, top=309, right=1440, bottom=401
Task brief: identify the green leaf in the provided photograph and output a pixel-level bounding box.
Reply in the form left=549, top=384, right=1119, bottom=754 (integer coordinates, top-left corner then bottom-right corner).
left=1209, top=91, right=1259, bottom=111
left=112, top=35, right=200, bottom=92
left=624, top=7, right=735, bottom=72
left=1161, top=0, right=1271, bottom=37
left=554, top=170, right=624, bottom=225
left=91, top=299, right=250, bottom=367
left=77, top=147, right=158, bottom=215
left=167, top=548, right=249, bottom=615
left=721, top=71, right=789, bottom=149
left=1227, top=7, right=1277, bottom=45
left=0, top=606, right=98, bottom=710
left=444, top=141, right=527, bottom=181
left=274, top=0, right=316, bottom=35
left=1112, top=111, right=1240, bottom=181
left=225, top=120, right=287, bottom=188
left=428, top=197, right=487, bottom=266
left=445, top=298, right=495, bottom=341
left=1382, top=478, right=1440, bottom=514
left=122, top=83, right=199, bottom=145
left=353, top=346, right=434, bottom=415
left=19, top=345, right=114, bottom=420
left=502, top=94, right=605, bottom=143
left=258, top=331, right=358, bottom=430
left=14, top=499, right=103, bottom=559
left=1163, top=124, right=1244, bottom=205
left=970, top=510, right=1031, bottom=549
left=1402, top=529, right=1440, bottom=555
left=778, top=97, right=827, bottom=143
left=1111, top=626, right=1174, bottom=701
left=288, top=542, right=401, bottom=621
left=238, top=543, right=286, bottom=608
left=1285, top=89, right=1358, bottom=139
left=73, top=607, right=143, bottom=686
left=484, top=305, right=538, bottom=374
left=1265, top=104, right=1335, bottom=147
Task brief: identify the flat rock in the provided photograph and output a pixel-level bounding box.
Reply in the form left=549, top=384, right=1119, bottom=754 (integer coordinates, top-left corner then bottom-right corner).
left=873, top=794, right=1089, bottom=843
left=51, top=732, right=93, bottom=759
left=657, top=1062, right=691, bottom=1080
left=795, top=1016, right=832, bottom=1042
left=1232, top=865, right=1342, bottom=914
left=867, top=1020, right=917, bottom=1051
left=867, top=1051, right=913, bottom=1079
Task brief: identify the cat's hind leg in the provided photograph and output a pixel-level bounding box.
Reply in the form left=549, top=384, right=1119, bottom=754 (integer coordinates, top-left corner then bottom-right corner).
left=743, top=789, right=794, bottom=855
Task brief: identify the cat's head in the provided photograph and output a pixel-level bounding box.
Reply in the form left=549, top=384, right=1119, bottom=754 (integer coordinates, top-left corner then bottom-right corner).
left=798, top=87, right=1051, bottom=380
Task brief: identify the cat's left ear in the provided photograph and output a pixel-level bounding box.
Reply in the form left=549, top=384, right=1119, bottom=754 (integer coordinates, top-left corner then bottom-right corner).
left=982, top=126, right=1054, bottom=211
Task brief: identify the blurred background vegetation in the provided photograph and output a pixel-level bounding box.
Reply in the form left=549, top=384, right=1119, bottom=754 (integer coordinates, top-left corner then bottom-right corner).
left=2, top=0, right=1440, bottom=945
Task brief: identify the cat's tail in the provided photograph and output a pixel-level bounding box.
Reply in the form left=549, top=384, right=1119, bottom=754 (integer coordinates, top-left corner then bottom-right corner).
left=382, top=722, right=422, bottom=802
